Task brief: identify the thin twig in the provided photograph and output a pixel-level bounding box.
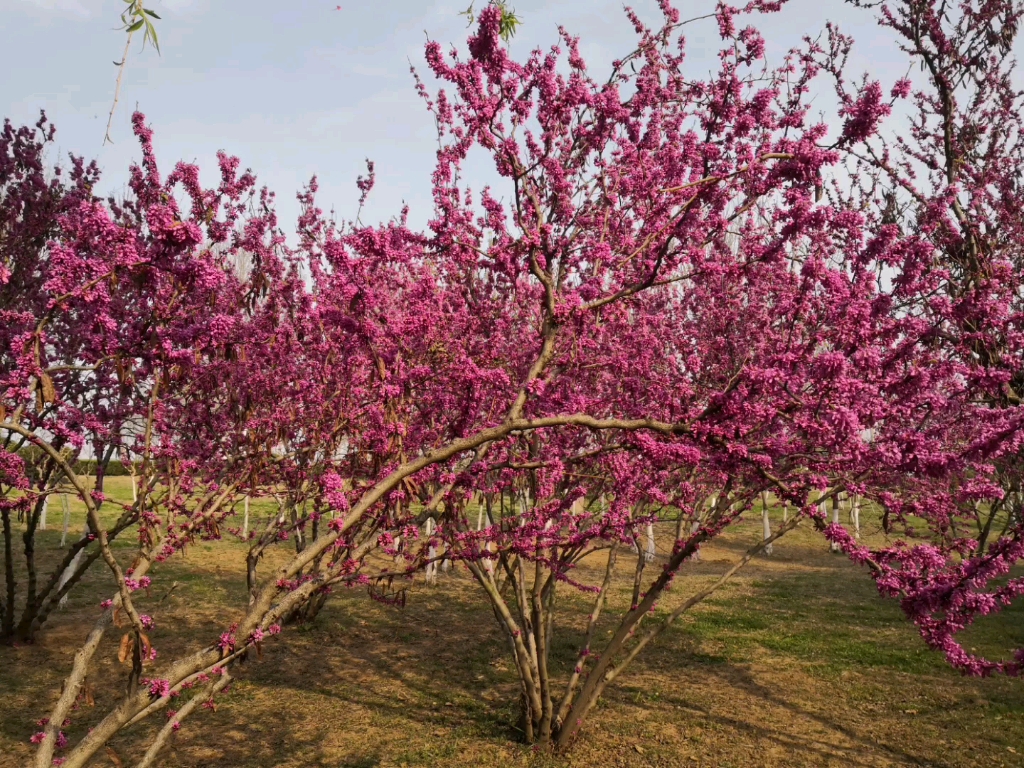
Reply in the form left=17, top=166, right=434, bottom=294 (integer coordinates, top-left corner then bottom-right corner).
left=105, top=32, right=135, bottom=145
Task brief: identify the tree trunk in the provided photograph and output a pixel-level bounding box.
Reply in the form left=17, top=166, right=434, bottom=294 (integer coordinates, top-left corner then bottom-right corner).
left=425, top=517, right=437, bottom=585
left=760, top=491, right=773, bottom=556
left=830, top=495, right=841, bottom=553
left=644, top=522, right=656, bottom=563
left=689, top=519, right=702, bottom=561
left=60, top=494, right=71, bottom=548
left=481, top=496, right=495, bottom=576
left=58, top=532, right=87, bottom=609
left=2, top=509, right=15, bottom=638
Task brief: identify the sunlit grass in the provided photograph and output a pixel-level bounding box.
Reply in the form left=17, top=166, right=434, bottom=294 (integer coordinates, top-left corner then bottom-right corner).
left=2, top=485, right=1023, bottom=767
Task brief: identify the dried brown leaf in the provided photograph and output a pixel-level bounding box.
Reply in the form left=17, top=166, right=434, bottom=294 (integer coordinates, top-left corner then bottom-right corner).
left=117, top=633, right=134, bottom=664
left=139, top=633, right=152, bottom=661
left=106, top=746, right=125, bottom=768
left=39, top=372, right=56, bottom=404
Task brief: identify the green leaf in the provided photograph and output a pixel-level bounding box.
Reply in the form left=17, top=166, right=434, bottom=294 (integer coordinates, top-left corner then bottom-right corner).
left=143, top=8, right=161, bottom=18
left=145, top=20, right=160, bottom=53
left=127, top=19, right=144, bottom=33
left=498, top=9, right=521, bottom=41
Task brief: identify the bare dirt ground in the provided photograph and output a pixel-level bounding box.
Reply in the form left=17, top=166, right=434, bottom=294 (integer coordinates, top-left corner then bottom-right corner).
left=2, top=479, right=1023, bottom=767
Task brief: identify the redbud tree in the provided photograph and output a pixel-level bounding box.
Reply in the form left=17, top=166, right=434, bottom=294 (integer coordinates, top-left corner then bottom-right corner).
left=1, top=104, right=303, bottom=677
left=394, top=0, right=1024, bottom=746
left=817, top=0, right=1024, bottom=676
left=7, top=0, right=1023, bottom=764
left=0, top=116, right=107, bottom=643
left=0, top=113, right=260, bottom=645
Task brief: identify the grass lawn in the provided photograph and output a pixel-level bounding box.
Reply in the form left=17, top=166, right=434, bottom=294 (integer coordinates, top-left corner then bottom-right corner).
left=2, top=477, right=1023, bottom=767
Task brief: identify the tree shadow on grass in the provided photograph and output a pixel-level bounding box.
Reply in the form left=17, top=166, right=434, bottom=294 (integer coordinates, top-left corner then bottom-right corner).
left=9, top=524, right=1023, bottom=768
left=643, top=659, right=935, bottom=767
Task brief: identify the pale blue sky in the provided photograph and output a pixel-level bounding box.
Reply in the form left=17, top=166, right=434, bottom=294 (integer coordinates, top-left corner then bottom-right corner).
left=2, top=0, right=913, bottom=233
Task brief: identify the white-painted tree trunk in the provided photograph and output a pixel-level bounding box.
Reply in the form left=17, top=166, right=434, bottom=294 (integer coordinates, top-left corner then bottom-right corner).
left=644, top=522, right=656, bottom=563
left=760, top=491, right=773, bottom=556
left=60, top=493, right=71, bottom=547
left=477, top=504, right=494, bottom=576
left=425, top=517, right=438, bottom=585
left=121, top=451, right=138, bottom=504
left=39, top=495, right=48, bottom=531
left=830, top=495, right=841, bottom=552
left=393, top=535, right=403, bottom=565
left=689, top=494, right=718, bottom=563
left=688, top=519, right=701, bottom=561
left=782, top=503, right=789, bottom=523
left=242, top=495, right=250, bottom=538
left=57, top=466, right=83, bottom=607
left=851, top=494, right=861, bottom=540
left=58, top=529, right=87, bottom=609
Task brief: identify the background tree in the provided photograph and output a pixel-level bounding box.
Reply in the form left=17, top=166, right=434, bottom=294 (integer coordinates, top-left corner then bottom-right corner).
left=820, top=0, right=1024, bottom=676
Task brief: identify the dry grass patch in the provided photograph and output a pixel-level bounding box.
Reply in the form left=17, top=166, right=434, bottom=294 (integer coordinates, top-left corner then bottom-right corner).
left=2, top=483, right=1023, bottom=767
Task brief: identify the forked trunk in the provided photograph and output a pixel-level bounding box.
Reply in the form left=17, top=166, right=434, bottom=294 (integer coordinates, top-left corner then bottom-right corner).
left=467, top=488, right=797, bottom=753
